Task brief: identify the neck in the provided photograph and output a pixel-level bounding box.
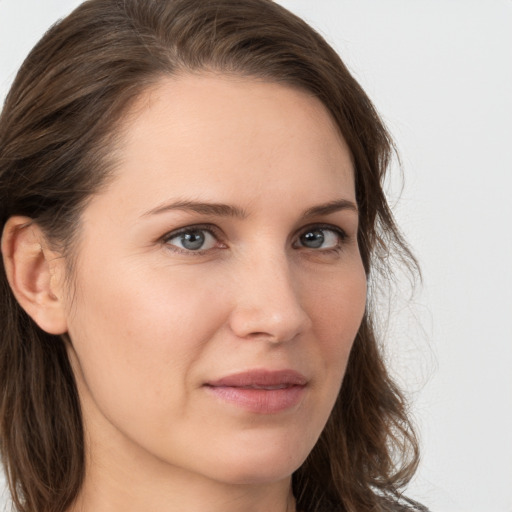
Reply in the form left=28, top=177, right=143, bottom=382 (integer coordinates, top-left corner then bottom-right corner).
left=69, top=465, right=296, bottom=512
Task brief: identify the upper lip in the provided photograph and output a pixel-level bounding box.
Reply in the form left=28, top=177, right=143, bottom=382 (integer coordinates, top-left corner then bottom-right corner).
left=205, top=369, right=308, bottom=388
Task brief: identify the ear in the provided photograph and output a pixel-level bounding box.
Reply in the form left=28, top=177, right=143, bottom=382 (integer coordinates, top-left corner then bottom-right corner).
left=1, top=216, right=68, bottom=335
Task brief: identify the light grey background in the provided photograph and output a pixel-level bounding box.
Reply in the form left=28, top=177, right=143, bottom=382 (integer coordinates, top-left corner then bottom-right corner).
left=1, top=1, right=511, bottom=511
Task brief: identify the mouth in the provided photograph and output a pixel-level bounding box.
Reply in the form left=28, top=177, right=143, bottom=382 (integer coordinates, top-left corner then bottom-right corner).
left=204, top=369, right=308, bottom=414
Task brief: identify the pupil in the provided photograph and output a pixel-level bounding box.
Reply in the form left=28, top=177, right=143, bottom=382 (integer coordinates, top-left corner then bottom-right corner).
left=302, top=230, right=324, bottom=248
left=181, top=231, right=205, bottom=250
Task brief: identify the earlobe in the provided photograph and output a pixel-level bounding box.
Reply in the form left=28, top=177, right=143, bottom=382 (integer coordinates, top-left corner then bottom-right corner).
left=1, top=216, right=68, bottom=335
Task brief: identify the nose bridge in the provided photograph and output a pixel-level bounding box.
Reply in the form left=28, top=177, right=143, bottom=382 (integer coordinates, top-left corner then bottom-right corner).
left=228, top=247, right=310, bottom=342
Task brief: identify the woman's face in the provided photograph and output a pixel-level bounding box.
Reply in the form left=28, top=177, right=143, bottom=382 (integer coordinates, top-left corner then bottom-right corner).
left=64, top=74, right=367, bottom=487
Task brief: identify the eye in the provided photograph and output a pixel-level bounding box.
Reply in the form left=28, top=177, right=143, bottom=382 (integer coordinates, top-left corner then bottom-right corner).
left=164, top=227, right=220, bottom=253
left=295, top=226, right=346, bottom=250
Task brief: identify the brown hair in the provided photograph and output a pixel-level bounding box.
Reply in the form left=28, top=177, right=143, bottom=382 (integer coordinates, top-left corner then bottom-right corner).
left=0, top=1, right=423, bottom=511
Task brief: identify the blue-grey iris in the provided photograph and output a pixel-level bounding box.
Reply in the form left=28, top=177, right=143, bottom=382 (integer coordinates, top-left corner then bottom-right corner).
left=180, top=231, right=205, bottom=250
left=301, top=230, right=324, bottom=248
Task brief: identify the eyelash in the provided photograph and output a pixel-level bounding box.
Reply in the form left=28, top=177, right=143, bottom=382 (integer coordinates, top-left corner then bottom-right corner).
left=161, top=223, right=349, bottom=256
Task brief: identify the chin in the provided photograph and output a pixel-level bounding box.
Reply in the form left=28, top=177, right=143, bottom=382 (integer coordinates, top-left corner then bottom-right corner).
left=212, top=461, right=301, bottom=487
left=203, top=432, right=311, bottom=486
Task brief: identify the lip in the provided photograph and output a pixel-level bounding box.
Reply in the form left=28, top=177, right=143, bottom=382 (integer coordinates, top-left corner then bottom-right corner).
left=204, top=369, right=308, bottom=414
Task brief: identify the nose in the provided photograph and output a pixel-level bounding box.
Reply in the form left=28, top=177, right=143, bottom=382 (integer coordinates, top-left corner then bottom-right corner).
left=227, top=252, right=312, bottom=343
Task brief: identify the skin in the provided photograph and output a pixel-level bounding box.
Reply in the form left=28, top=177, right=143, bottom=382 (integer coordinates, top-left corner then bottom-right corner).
left=4, top=74, right=367, bottom=512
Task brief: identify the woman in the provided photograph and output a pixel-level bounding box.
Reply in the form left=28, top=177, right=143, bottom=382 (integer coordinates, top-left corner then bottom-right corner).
left=0, top=1, right=426, bottom=511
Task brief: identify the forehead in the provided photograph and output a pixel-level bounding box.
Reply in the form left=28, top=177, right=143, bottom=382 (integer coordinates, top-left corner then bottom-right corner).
left=98, top=73, right=355, bottom=212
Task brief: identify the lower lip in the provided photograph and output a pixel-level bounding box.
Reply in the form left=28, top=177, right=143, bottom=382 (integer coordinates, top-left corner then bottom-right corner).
left=204, top=385, right=306, bottom=414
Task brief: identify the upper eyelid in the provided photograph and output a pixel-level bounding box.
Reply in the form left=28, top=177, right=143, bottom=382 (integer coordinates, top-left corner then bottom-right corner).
left=164, top=222, right=348, bottom=236
left=162, top=222, right=346, bottom=236
left=162, top=223, right=223, bottom=241
left=295, top=223, right=348, bottom=239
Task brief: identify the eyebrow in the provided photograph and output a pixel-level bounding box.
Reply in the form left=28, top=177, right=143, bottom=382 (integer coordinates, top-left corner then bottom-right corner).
left=142, top=200, right=248, bottom=219
left=142, top=198, right=358, bottom=219
left=301, top=199, right=358, bottom=218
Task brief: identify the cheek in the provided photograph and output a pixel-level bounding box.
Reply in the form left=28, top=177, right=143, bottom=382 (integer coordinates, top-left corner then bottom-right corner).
left=307, top=263, right=367, bottom=349
left=65, top=259, right=227, bottom=420
left=283, top=263, right=366, bottom=455
left=305, top=262, right=367, bottom=409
